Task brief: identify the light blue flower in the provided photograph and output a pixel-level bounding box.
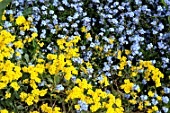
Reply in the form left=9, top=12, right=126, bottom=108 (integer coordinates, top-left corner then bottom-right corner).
left=133, top=84, right=140, bottom=91
left=162, top=96, right=169, bottom=104
left=105, top=72, right=111, bottom=77
left=140, top=95, right=148, bottom=101
left=49, top=10, right=54, bottom=15
left=162, top=106, right=169, bottom=113
left=151, top=98, right=158, bottom=105
left=50, top=29, right=56, bottom=34
left=58, top=6, right=64, bottom=11
left=41, top=5, right=47, bottom=10
left=124, top=94, right=131, bottom=99
left=56, top=84, right=64, bottom=91
left=38, top=80, right=46, bottom=87
left=146, top=43, right=153, bottom=50
left=164, top=87, right=170, bottom=94
left=78, top=100, right=88, bottom=111
left=97, top=75, right=103, bottom=81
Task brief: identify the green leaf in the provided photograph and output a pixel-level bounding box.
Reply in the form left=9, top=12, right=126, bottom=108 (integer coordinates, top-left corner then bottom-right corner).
left=47, top=77, right=53, bottom=83
left=54, top=74, right=61, bottom=86
left=17, top=105, right=25, bottom=110
left=160, top=0, right=167, bottom=7
left=23, top=7, right=32, bottom=16
left=13, top=91, right=20, bottom=99
left=0, top=0, right=12, bottom=23
left=168, top=16, right=170, bottom=25
left=24, top=53, right=29, bottom=63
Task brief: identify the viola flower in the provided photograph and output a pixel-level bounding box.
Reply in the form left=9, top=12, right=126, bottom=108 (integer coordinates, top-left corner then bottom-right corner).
left=120, top=79, right=134, bottom=93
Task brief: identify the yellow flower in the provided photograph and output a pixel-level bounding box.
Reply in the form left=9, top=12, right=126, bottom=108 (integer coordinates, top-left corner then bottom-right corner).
left=38, top=42, right=44, bottom=47
left=138, top=102, right=143, bottom=111
left=131, top=72, right=137, bottom=77
left=115, top=98, right=122, bottom=107
left=118, top=71, right=122, bottom=76
left=47, top=54, right=57, bottom=60
left=32, top=32, right=38, bottom=38
left=81, top=26, right=87, bottom=32
left=41, top=103, right=48, bottom=112
left=125, top=49, right=131, bottom=55
left=152, top=106, right=158, bottom=111
left=53, top=107, right=61, bottom=113
left=25, top=95, right=34, bottom=106
left=120, top=79, right=134, bottom=93
left=13, top=40, right=23, bottom=48
left=5, top=92, right=11, bottom=99
left=85, top=33, right=91, bottom=39
left=16, top=16, right=26, bottom=25
left=129, top=99, right=137, bottom=104
left=15, top=52, right=21, bottom=56
left=147, top=109, right=154, bottom=113
left=22, top=79, right=29, bottom=84
left=20, top=92, right=28, bottom=101
left=144, top=101, right=150, bottom=106
left=10, top=82, right=20, bottom=91
left=30, top=111, right=39, bottom=113
left=39, top=89, right=48, bottom=97
left=0, top=82, right=7, bottom=90
left=74, top=105, right=80, bottom=110
left=2, top=15, right=6, bottom=21
left=156, top=96, right=162, bottom=101
left=0, top=109, right=8, bottom=113
left=148, top=91, right=154, bottom=97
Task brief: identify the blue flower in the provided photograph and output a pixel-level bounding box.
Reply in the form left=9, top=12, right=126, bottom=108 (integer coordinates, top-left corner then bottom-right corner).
left=71, top=76, right=77, bottom=82
left=124, top=94, right=131, bottom=99
left=50, top=29, right=56, bottom=34
left=140, top=95, right=148, bottom=101
left=135, top=0, right=142, bottom=5
left=162, top=107, right=169, bottom=113
left=56, top=84, right=64, bottom=91
left=39, top=0, right=45, bottom=3
left=162, top=96, right=169, bottom=104
left=146, top=43, right=153, bottom=50
left=78, top=100, right=88, bottom=111
left=38, top=80, right=46, bottom=87
left=41, top=5, right=47, bottom=10
left=157, top=6, right=163, bottom=12
left=49, top=10, right=54, bottom=15
left=157, top=23, right=164, bottom=31
left=58, top=6, right=65, bottom=11
left=105, top=72, right=111, bottom=77
left=133, top=84, right=140, bottom=91
left=158, top=41, right=164, bottom=49
left=163, top=87, right=170, bottom=94
left=97, top=75, right=103, bottom=81
left=151, top=98, right=158, bottom=105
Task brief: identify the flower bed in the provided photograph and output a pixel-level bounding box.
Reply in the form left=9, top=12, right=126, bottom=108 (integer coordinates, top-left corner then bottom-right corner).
left=0, top=0, right=170, bottom=113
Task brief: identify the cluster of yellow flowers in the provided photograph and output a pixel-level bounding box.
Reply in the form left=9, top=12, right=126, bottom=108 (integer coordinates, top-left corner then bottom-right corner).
left=40, top=103, right=61, bottom=113
left=0, top=60, right=22, bottom=90
left=0, top=29, right=15, bottom=60
left=46, top=36, right=80, bottom=80
left=66, top=78, right=124, bottom=113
